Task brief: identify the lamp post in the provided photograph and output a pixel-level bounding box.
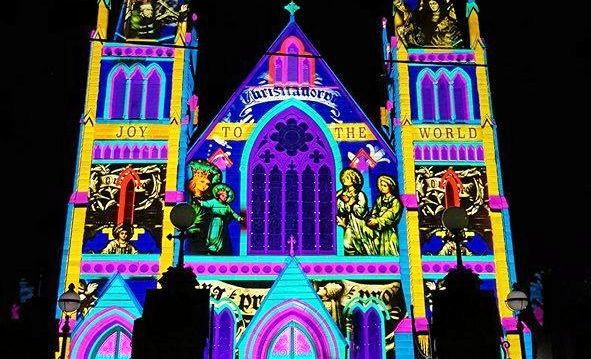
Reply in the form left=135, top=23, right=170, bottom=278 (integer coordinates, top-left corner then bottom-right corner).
left=506, top=289, right=529, bottom=359
left=441, top=206, right=469, bottom=269
left=57, top=283, right=81, bottom=359
left=167, top=202, right=197, bottom=268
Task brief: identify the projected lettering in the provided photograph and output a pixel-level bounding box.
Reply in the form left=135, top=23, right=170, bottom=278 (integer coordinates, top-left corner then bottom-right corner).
left=115, top=125, right=148, bottom=139
left=416, top=127, right=478, bottom=140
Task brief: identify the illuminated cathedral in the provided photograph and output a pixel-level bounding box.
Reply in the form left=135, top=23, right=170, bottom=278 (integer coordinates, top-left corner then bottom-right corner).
left=57, top=0, right=532, bottom=358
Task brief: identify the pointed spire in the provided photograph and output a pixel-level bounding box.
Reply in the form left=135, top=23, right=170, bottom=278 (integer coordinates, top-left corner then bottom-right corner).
left=284, top=1, right=300, bottom=22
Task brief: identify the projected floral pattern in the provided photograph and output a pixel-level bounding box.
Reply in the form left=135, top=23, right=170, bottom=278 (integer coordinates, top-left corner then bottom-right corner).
left=270, top=117, right=314, bottom=156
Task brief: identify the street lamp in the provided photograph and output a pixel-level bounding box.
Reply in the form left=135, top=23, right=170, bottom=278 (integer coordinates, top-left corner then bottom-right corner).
left=441, top=206, right=469, bottom=269
left=57, top=283, right=81, bottom=359
left=506, top=289, right=529, bottom=359
left=167, top=202, right=197, bottom=268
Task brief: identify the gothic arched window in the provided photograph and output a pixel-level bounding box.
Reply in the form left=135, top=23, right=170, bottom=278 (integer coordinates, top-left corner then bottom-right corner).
left=90, top=327, right=132, bottom=359
left=420, top=74, right=436, bottom=122
left=247, top=108, right=336, bottom=255
left=106, top=65, right=166, bottom=120
left=453, top=73, right=469, bottom=122
left=437, top=75, right=451, bottom=122
left=274, top=58, right=283, bottom=83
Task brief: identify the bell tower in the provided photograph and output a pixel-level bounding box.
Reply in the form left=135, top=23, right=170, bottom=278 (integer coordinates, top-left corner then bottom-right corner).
left=56, top=0, right=198, bottom=357
left=383, top=0, right=530, bottom=357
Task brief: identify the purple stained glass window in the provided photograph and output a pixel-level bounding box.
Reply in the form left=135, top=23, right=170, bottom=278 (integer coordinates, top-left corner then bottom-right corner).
left=421, top=75, right=435, bottom=122
left=437, top=75, right=451, bottom=122
left=145, top=70, right=161, bottom=119
left=128, top=71, right=143, bottom=119
left=302, top=166, right=316, bottom=251
left=213, top=309, right=235, bottom=359
left=275, top=58, right=283, bottom=83
left=269, top=166, right=283, bottom=252
left=250, top=165, right=266, bottom=252
left=432, top=146, right=440, bottom=160
left=110, top=70, right=126, bottom=119
left=453, top=74, right=469, bottom=122
left=422, top=146, right=431, bottom=160
left=318, top=166, right=334, bottom=251
left=287, top=44, right=299, bottom=82
left=248, top=108, right=335, bottom=255
left=151, top=146, right=158, bottom=159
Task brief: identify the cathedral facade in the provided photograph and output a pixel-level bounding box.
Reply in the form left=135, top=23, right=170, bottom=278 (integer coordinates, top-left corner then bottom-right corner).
left=57, top=1, right=531, bottom=358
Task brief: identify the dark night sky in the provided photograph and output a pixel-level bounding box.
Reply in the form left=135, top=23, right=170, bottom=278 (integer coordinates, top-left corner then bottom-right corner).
left=3, top=0, right=590, bottom=308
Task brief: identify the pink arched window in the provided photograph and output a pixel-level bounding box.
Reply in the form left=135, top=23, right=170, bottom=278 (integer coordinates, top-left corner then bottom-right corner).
left=274, top=58, right=283, bottom=82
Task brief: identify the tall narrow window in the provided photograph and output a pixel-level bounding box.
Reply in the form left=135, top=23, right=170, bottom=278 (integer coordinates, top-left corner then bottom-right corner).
left=437, top=75, right=451, bottom=122
left=268, top=166, right=283, bottom=252
left=287, top=44, right=299, bottom=82
left=351, top=308, right=364, bottom=359
left=453, top=74, right=469, bottom=122
left=145, top=70, right=161, bottom=119
left=421, top=75, right=435, bottom=122
left=450, top=145, right=458, bottom=160
left=414, top=145, right=422, bottom=160
left=213, top=309, right=235, bottom=359
left=285, top=166, right=299, bottom=247
left=110, top=70, right=126, bottom=118
left=128, top=70, right=143, bottom=119
left=302, top=166, right=316, bottom=251
left=366, top=308, right=383, bottom=355
left=274, top=58, right=283, bottom=83
left=250, top=165, right=266, bottom=251
left=441, top=146, right=449, bottom=160
left=318, top=166, right=334, bottom=251
left=302, top=59, right=310, bottom=85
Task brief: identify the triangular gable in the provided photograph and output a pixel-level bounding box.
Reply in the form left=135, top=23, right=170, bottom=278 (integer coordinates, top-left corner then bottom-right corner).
left=237, top=257, right=346, bottom=356
left=188, top=19, right=394, bottom=161
left=84, top=273, right=143, bottom=319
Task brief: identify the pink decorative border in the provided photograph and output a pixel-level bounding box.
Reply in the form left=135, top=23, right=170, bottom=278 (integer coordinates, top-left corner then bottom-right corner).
left=408, top=53, right=475, bottom=63
left=422, top=261, right=495, bottom=274
left=489, top=195, right=509, bottom=210
left=102, top=45, right=175, bottom=58
left=81, top=261, right=160, bottom=276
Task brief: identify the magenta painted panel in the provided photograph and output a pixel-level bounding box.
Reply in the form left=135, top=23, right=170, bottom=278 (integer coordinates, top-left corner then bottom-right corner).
left=69, top=192, right=89, bottom=204
left=165, top=191, right=185, bottom=203
left=489, top=195, right=509, bottom=210
left=400, top=194, right=418, bottom=209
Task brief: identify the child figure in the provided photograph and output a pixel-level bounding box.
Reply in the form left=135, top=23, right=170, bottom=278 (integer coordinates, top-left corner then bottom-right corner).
left=198, top=183, right=242, bottom=254
left=102, top=224, right=138, bottom=254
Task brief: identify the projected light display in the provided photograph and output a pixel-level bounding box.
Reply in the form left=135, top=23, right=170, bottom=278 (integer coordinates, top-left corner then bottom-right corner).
left=57, top=1, right=531, bottom=358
